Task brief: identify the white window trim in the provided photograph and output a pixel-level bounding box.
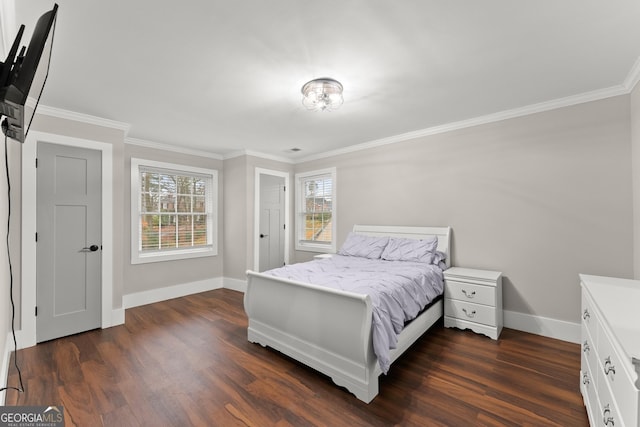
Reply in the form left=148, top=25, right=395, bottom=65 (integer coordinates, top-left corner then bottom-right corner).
left=130, top=158, right=218, bottom=264
left=295, top=167, right=337, bottom=253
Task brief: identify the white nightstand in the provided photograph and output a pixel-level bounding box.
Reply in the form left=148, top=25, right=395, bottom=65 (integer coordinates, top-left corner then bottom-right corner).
left=443, top=267, right=503, bottom=339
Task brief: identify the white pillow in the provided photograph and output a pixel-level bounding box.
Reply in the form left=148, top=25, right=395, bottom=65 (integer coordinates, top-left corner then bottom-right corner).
left=380, top=236, right=438, bottom=262
left=337, top=233, right=389, bottom=259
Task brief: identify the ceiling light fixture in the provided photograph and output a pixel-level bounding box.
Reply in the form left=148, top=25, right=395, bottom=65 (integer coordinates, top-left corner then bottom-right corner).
left=301, top=78, right=344, bottom=112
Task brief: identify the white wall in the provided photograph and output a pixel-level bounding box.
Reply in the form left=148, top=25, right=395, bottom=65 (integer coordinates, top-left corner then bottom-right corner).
left=631, top=83, right=640, bottom=278
left=222, top=155, right=248, bottom=280
left=296, top=95, right=634, bottom=325
left=123, top=143, right=225, bottom=298
left=223, top=155, right=294, bottom=280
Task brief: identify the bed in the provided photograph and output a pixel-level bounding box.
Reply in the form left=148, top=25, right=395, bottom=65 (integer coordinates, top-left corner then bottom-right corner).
left=244, top=225, right=451, bottom=403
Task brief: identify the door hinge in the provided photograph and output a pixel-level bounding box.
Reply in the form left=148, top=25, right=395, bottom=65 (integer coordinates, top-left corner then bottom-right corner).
left=35, top=158, right=38, bottom=168
left=35, top=306, right=38, bottom=316
left=283, top=224, right=286, bottom=230
left=35, top=232, right=38, bottom=242
left=283, top=185, right=286, bottom=192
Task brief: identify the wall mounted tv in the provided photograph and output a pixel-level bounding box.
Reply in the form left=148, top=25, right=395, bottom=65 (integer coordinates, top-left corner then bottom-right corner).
left=0, top=3, right=58, bottom=143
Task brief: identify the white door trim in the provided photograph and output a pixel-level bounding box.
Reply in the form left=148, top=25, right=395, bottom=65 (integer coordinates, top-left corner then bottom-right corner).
left=20, top=131, right=114, bottom=349
left=253, top=168, right=289, bottom=271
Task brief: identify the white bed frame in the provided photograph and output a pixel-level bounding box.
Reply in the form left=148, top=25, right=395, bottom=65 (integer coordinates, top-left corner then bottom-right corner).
left=244, top=225, right=451, bottom=403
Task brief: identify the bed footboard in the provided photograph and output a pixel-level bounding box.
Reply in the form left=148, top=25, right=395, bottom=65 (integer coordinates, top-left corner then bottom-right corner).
left=244, top=270, right=380, bottom=402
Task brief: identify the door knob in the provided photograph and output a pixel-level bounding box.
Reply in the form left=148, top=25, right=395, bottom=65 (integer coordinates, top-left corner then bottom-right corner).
left=260, top=234, right=268, bottom=238
left=83, top=244, right=100, bottom=252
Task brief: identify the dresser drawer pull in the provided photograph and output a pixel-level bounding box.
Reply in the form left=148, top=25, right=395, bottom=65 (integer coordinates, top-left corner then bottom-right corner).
left=461, top=289, right=476, bottom=298
left=603, top=357, right=616, bottom=377
left=582, top=309, right=590, bottom=320
left=462, top=308, right=476, bottom=318
left=602, top=404, right=614, bottom=426
left=582, top=341, right=590, bottom=354
left=582, top=372, right=590, bottom=385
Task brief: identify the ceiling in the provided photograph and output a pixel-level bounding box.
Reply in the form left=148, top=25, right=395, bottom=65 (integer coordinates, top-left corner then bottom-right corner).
left=12, top=0, right=640, bottom=160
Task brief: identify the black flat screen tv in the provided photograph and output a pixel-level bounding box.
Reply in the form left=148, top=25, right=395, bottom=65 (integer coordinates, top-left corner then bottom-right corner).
left=0, top=4, right=58, bottom=142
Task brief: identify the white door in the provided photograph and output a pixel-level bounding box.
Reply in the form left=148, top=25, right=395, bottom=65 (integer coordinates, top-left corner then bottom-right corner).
left=258, top=174, right=285, bottom=272
left=36, top=142, right=102, bottom=342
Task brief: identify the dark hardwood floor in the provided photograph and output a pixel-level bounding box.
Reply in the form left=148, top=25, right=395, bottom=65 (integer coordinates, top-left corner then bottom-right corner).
left=6, top=289, right=589, bottom=426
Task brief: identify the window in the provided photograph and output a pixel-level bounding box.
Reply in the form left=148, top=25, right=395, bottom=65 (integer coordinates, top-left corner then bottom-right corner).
left=131, top=158, right=218, bottom=264
left=295, top=168, right=336, bottom=252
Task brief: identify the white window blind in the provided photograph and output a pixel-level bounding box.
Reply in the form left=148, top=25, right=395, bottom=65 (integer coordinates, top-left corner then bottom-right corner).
left=131, top=159, right=217, bottom=264
left=295, top=168, right=336, bottom=252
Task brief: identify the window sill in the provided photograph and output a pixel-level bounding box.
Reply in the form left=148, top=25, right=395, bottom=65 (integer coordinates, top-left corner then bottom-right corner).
left=295, top=242, right=336, bottom=253
left=131, top=246, right=217, bottom=264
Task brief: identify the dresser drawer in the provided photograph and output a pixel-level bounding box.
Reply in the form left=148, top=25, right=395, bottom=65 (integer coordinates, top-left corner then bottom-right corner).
left=581, top=291, right=598, bottom=346
left=597, top=319, right=638, bottom=427
left=580, top=368, right=598, bottom=427
left=581, top=322, right=598, bottom=381
left=580, top=275, right=640, bottom=427
left=597, top=363, right=625, bottom=427
left=444, top=299, right=497, bottom=327
left=445, top=280, right=496, bottom=306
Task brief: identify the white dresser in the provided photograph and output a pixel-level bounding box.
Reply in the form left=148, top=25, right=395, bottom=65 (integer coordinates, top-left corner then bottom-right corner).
left=443, top=267, right=502, bottom=340
left=580, top=274, right=640, bottom=427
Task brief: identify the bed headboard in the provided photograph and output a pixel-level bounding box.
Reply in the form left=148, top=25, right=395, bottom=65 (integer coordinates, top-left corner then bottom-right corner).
left=352, top=224, right=452, bottom=268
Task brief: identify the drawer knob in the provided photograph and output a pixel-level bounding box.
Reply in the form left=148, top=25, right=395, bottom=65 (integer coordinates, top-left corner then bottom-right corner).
left=603, top=357, right=616, bottom=377
left=461, top=289, right=476, bottom=298
left=602, top=404, right=614, bottom=426
left=582, top=341, right=590, bottom=354
left=462, top=308, right=476, bottom=318
left=582, top=372, right=590, bottom=386
left=582, top=309, right=590, bottom=320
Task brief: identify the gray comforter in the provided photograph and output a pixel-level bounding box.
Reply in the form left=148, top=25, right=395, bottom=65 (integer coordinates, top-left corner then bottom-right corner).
left=264, top=255, right=444, bottom=373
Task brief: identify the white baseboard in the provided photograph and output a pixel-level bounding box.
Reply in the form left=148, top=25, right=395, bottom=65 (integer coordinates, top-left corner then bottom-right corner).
left=223, top=277, right=247, bottom=293
left=503, top=309, right=580, bottom=343
left=123, top=278, right=223, bottom=309
left=111, top=308, right=125, bottom=326
left=1, top=332, right=11, bottom=404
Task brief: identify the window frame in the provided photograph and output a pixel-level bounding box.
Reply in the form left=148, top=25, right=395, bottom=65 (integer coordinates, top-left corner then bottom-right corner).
left=130, top=158, right=218, bottom=264
left=295, top=167, right=337, bottom=253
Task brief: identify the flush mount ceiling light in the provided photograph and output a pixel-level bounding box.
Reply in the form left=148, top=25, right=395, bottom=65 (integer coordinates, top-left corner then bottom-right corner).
left=301, top=78, right=344, bottom=111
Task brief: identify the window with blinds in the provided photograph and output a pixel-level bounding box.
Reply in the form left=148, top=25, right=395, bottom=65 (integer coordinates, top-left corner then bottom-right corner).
left=131, top=158, right=218, bottom=264
left=295, top=168, right=336, bottom=252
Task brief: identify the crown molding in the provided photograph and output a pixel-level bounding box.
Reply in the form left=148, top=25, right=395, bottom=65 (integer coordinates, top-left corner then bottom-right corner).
left=297, top=84, right=630, bottom=163
left=224, top=149, right=295, bottom=164
left=125, top=137, right=224, bottom=160
left=222, top=150, right=247, bottom=160
left=27, top=53, right=640, bottom=166
left=624, top=55, right=640, bottom=92
left=31, top=102, right=131, bottom=133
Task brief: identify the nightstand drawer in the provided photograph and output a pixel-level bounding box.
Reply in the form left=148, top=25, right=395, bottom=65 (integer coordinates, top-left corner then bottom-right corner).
left=445, top=280, right=496, bottom=306
left=444, top=299, right=497, bottom=327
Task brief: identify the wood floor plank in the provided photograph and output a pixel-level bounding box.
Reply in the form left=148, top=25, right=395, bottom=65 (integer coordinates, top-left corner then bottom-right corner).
left=5, top=289, right=589, bottom=426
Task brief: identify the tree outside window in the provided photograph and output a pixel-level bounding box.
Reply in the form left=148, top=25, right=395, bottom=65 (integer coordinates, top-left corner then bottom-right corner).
left=131, top=158, right=217, bottom=264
